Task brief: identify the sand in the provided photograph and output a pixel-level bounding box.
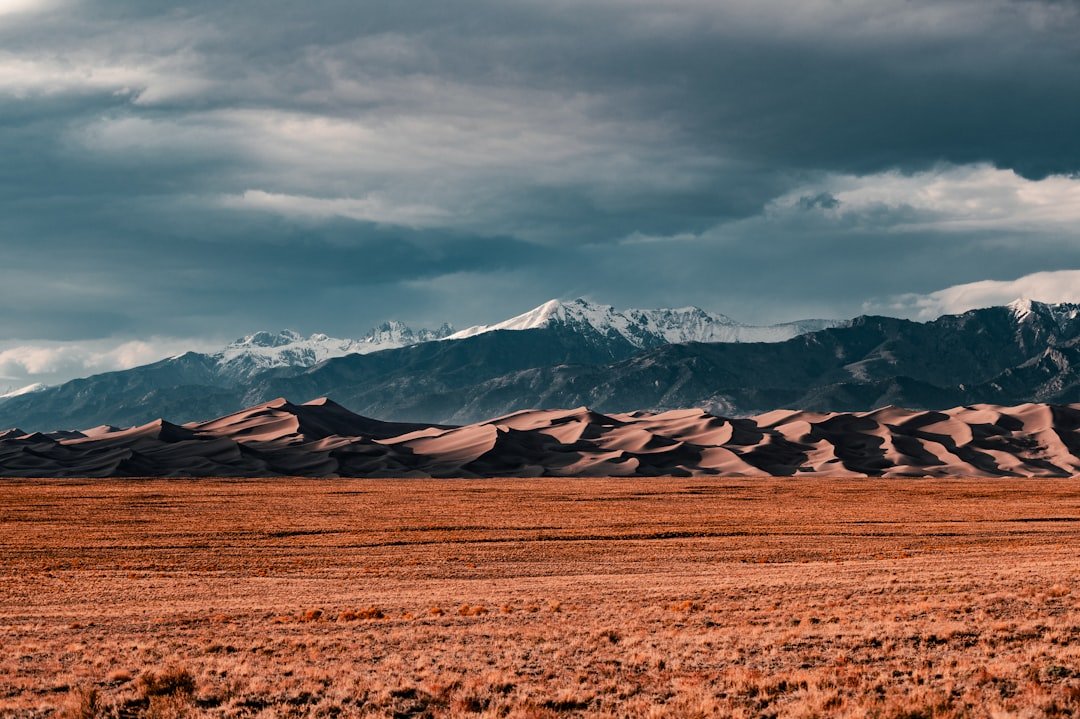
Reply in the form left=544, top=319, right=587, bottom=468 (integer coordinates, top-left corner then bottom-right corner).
left=1, top=398, right=1079, bottom=477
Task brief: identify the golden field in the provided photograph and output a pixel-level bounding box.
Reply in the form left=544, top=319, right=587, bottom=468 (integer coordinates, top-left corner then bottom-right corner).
left=1, top=478, right=1078, bottom=718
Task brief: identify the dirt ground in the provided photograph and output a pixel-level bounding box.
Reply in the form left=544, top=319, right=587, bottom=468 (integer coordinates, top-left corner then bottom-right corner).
left=1, top=478, right=1078, bottom=718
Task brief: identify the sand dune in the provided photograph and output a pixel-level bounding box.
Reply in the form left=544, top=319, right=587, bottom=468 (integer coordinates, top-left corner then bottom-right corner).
left=1, top=398, right=1079, bottom=477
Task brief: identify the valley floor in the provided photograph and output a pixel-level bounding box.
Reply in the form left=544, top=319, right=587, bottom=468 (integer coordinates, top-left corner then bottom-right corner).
left=1, top=478, right=1079, bottom=718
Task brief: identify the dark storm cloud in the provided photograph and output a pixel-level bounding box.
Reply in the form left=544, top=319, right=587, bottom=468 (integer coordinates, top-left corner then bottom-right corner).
left=0, top=202, right=547, bottom=340
left=2, top=0, right=1080, bottom=383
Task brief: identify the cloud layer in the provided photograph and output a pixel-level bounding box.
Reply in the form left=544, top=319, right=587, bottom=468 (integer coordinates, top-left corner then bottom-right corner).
left=872, top=270, right=1080, bottom=319
left=2, top=0, right=1080, bottom=384
left=771, top=165, right=1080, bottom=232
left=0, top=337, right=219, bottom=389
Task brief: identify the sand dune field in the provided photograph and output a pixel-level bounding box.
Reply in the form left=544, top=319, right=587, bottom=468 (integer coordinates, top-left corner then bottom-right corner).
left=3, top=399, right=1080, bottom=477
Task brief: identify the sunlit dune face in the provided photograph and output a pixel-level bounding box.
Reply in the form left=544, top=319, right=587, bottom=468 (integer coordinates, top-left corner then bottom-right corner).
left=3, top=400, right=1079, bottom=477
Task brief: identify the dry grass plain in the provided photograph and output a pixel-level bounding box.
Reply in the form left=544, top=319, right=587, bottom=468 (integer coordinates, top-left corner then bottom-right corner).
left=1, top=478, right=1079, bottom=718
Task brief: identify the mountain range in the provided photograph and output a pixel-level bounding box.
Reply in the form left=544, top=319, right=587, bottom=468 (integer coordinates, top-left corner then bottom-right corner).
left=1, top=298, right=1078, bottom=432
left=0, top=321, right=457, bottom=399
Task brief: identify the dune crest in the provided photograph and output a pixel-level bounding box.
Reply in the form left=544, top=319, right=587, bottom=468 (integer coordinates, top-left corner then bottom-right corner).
left=2, top=400, right=1080, bottom=477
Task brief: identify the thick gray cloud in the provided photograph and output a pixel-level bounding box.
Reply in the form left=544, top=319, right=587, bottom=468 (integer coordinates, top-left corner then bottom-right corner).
left=2, top=0, right=1080, bottom=385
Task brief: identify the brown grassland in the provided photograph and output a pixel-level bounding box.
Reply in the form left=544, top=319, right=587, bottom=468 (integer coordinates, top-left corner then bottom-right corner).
left=1, top=478, right=1079, bottom=718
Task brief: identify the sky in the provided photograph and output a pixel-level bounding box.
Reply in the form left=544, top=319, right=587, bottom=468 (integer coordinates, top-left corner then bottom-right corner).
left=3, top=0, right=1080, bottom=388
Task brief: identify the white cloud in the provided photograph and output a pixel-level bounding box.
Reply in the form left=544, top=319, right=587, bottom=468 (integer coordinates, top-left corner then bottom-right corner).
left=0, top=337, right=220, bottom=387
left=0, top=0, right=56, bottom=17
left=0, top=54, right=144, bottom=97
left=223, top=190, right=451, bottom=229
left=0, top=52, right=210, bottom=102
left=771, top=164, right=1080, bottom=232
left=869, top=269, right=1080, bottom=319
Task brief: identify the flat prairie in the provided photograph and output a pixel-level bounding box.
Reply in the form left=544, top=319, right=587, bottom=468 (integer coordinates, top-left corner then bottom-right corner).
left=1, top=478, right=1079, bottom=718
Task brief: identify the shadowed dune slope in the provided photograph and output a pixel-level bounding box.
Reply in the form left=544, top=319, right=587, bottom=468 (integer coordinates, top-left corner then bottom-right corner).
left=1, top=398, right=1079, bottom=477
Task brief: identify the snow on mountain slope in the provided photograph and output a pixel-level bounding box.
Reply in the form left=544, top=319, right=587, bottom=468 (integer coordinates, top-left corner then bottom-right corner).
left=213, top=322, right=455, bottom=378
left=1008, top=298, right=1080, bottom=327
left=446, top=298, right=845, bottom=347
left=0, top=383, right=46, bottom=400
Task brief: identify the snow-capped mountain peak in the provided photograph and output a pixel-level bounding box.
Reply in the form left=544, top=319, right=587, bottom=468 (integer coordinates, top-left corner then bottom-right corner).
left=1008, top=297, right=1080, bottom=325
left=214, top=331, right=368, bottom=379
left=365, top=320, right=455, bottom=346
left=1006, top=299, right=1080, bottom=353
left=212, top=322, right=455, bottom=380
left=446, top=298, right=844, bottom=347
left=367, top=320, right=414, bottom=345
left=1008, top=297, right=1035, bottom=320
left=447, top=299, right=618, bottom=339
left=228, top=329, right=305, bottom=349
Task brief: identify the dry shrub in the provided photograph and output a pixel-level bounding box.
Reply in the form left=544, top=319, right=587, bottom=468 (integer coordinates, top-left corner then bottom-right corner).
left=1047, top=584, right=1071, bottom=598
left=450, top=693, right=489, bottom=713
left=386, top=686, right=440, bottom=717
left=147, top=693, right=193, bottom=719
left=59, top=686, right=101, bottom=719
left=137, top=666, right=196, bottom=699
left=339, top=606, right=385, bottom=621
left=598, top=629, right=621, bottom=644
left=503, top=705, right=560, bottom=719
left=105, top=669, right=132, bottom=684
left=136, top=667, right=197, bottom=719
left=459, top=604, right=488, bottom=616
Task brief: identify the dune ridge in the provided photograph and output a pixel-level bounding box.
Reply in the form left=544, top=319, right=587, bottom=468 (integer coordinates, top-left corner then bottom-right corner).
left=1, top=398, right=1079, bottom=477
